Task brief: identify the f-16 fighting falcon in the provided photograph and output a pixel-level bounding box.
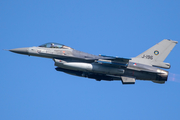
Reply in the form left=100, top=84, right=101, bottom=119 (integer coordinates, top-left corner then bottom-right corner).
left=9, top=39, right=178, bottom=84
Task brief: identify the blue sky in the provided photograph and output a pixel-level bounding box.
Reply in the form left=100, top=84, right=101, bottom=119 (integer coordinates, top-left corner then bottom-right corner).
left=1, top=0, right=180, bottom=120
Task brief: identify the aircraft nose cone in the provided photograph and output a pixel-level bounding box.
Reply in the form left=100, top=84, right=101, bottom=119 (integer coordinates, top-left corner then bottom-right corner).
left=9, top=47, right=29, bottom=55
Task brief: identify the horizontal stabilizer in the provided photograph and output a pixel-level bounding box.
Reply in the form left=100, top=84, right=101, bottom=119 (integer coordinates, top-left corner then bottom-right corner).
left=151, top=61, right=171, bottom=69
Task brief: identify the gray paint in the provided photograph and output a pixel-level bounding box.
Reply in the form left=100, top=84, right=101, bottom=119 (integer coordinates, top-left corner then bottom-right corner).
left=8, top=39, right=178, bottom=84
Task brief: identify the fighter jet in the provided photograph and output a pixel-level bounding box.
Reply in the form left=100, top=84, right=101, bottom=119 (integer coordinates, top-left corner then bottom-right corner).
left=9, top=39, right=178, bottom=84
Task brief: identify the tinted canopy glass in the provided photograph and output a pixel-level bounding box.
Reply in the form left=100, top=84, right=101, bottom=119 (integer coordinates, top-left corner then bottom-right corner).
left=39, top=43, right=72, bottom=49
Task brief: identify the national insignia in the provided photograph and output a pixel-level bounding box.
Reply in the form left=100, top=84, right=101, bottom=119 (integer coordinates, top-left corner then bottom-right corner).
left=154, top=50, right=159, bottom=55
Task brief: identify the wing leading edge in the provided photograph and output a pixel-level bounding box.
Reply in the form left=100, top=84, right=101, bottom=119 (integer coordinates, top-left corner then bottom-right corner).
left=97, top=55, right=131, bottom=67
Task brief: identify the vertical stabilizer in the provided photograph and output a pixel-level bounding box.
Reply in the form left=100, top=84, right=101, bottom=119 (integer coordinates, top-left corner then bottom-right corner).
left=136, top=39, right=178, bottom=62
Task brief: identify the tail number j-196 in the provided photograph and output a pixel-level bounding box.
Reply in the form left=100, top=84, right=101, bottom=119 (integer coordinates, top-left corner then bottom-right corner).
left=142, top=55, right=153, bottom=60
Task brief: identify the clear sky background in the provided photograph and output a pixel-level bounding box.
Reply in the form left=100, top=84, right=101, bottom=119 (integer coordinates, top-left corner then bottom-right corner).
left=1, top=0, right=180, bottom=120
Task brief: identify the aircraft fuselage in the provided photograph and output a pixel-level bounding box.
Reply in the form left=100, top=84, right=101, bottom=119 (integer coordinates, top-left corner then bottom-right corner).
left=9, top=40, right=177, bottom=84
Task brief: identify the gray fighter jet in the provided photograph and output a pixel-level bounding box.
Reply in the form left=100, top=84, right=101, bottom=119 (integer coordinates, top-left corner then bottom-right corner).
left=9, top=39, right=178, bottom=84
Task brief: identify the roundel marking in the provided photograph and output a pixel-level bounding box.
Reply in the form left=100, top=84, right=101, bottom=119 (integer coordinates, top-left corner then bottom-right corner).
left=154, top=50, right=159, bottom=55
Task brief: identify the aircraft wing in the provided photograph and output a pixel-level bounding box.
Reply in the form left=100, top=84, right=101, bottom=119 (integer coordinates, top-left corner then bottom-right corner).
left=100, top=55, right=131, bottom=62
left=96, top=55, right=131, bottom=67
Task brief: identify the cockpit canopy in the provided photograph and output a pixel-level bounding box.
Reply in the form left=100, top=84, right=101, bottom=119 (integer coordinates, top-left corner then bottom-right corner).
left=39, top=43, right=72, bottom=49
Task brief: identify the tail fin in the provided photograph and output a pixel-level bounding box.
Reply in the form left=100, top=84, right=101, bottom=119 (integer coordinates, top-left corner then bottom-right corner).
left=136, top=39, right=178, bottom=62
